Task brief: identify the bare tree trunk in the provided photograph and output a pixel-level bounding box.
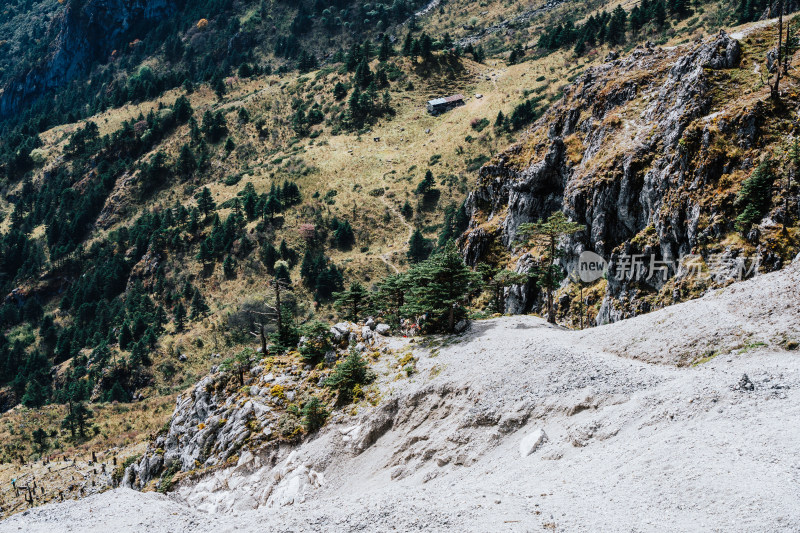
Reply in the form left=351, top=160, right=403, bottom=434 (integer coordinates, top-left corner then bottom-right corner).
left=259, top=326, right=267, bottom=354
left=547, top=236, right=556, bottom=324
left=785, top=167, right=793, bottom=232
left=274, top=280, right=282, bottom=337
left=773, top=0, right=784, bottom=99
left=784, top=17, right=792, bottom=74
left=448, top=305, right=455, bottom=333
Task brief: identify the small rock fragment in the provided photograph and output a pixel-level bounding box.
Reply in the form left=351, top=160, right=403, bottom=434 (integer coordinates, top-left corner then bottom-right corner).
left=520, top=428, right=548, bottom=457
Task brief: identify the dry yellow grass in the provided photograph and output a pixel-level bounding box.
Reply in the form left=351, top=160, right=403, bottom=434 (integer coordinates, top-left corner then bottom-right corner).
left=0, top=397, right=172, bottom=518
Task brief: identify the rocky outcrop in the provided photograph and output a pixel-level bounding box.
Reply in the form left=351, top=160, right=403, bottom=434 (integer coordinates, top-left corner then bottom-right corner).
left=0, top=0, right=177, bottom=118
left=124, top=320, right=392, bottom=491
left=124, top=364, right=312, bottom=490
left=461, top=31, right=794, bottom=323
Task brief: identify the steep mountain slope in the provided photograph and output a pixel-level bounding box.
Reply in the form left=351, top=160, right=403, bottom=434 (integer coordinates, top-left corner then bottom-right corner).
left=463, top=20, right=800, bottom=324
left=3, top=254, right=799, bottom=532
left=2, top=0, right=799, bottom=520
left=0, top=0, right=177, bottom=118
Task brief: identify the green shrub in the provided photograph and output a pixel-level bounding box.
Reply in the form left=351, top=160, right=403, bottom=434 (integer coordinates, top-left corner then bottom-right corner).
left=325, top=350, right=374, bottom=404
left=302, top=397, right=328, bottom=432
left=299, top=321, right=334, bottom=364
left=735, top=159, right=775, bottom=233
left=470, top=118, right=490, bottom=132
left=465, top=154, right=490, bottom=172
left=157, top=461, right=180, bottom=493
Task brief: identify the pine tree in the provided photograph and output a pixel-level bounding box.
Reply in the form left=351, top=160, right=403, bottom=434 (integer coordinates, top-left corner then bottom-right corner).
left=62, top=400, right=93, bottom=440
left=333, top=219, right=355, bottom=249
left=189, top=116, right=202, bottom=144
left=264, top=194, right=282, bottom=220
left=346, top=42, right=361, bottom=71
left=668, top=0, right=689, bottom=20
left=354, top=58, right=374, bottom=89
left=735, top=159, right=776, bottom=233
left=629, top=6, right=643, bottom=35
left=400, top=201, right=413, bottom=219
left=202, top=110, right=227, bottom=143
left=196, top=187, right=216, bottom=216
left=174, top=302, right=186, bottom=331
left=516, top=211, right=585, bottom=323
left=333, top=81, right=348, bottom=100
left=73, top=402, right=93, bottom=439
left=333, top=281, right=370, bottom=322
left=653, top=0, right=667, bottom=27
left=187, top=208, right=200, bottom=234
left=348, top=86, right=364, bottom=127
left=118, top=323, right=133, bottom=350
left=299, top=321, right=334, bottom=364
left=379, top=34, right=393, bottom=61
left=224, top=137, right=236, bottom=153
left=274, top=261, right=292, bottom=285
left=374, top=273, right=409, bottom=325
left=176, top=144, right=197, bottom=178
left=212, top=74, right=226, bottom=100
left=324, top=349, right=373, bottom=404
left=22, top=380, right=47, bottom=408
left=420, top=33, right=433, bottom=62
left=272, top=304, right=299, bottom=351
left=508, top=43, right=524, bottom=65
left=478, top=264, right=529, bottom=314
left=281, top=181, right=302, bottom=206
left=407, top=228, right=432, bottom=263
left=190, top=289, right=209, bottom=318
left=108, top=381, right=129, bottom=403
left=472, top=44, right=485, bottom=63
left=495, top=111, right=505, bottom=130
left=173, top=95, right=193, bottom=123
left=261, top=242, right=279, bottom=272
left=292, top=107, right=309, bottom=137
left=402, top=31, right=414, bottom=57
left=302, top=397, right=328, bottom=432
left=130, top=340, right=151, bottom=367
left=32, top=427, right=48, bottom=454
left=223, top=255, right=237, bottom=278
left=438, top=202, right=469, bottom=246
left=607, top=6, right=628, bottom=46
left=415, top=169, right=436, bottom=195
left=196, top=238, right=213, bottom=265
left=242, top=184, right=258, bottom=220
left=297, top=49, right=318, bottom=72
left=279, top=239, right=297, bottom=266
left=402, top=241, right=481, bottom=333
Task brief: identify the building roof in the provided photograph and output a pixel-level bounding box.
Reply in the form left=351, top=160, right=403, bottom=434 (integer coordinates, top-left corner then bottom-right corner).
left=427, top=94, right=465, bottom=106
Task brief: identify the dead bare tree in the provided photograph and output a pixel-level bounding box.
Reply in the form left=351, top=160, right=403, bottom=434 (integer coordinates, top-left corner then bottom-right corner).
left=785, top=17, right=792, bottom=74
left=773, top=0, right=785, bottom=100
left=245, top=276, right=292, bottom=354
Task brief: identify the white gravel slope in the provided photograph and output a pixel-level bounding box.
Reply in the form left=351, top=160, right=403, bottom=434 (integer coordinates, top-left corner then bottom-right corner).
left=3, top=262, right=799, bottom=533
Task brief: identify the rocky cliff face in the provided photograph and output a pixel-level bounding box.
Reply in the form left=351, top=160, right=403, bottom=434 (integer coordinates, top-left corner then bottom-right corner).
left=0, top=0, right=176, bottom=118
left=463, top=29, right=799, bottom=324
